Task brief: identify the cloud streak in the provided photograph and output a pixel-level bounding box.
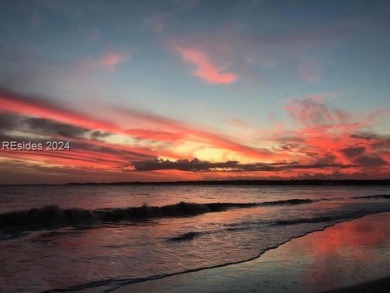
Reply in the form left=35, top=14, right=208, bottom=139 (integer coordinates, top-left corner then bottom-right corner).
left=133, top=158, right=356, bottom=172
left=173, top=44, right=238, bottom=84
left=0, top=87, right=389, bottom=183
left=298, top=59, right=321, bottom=82
left=281, top=96, right=390, bottom=174
left=113, top=107, right=275, bottom=160
left=0, top=88, right=274, bottom=161
left=286, top=96, right=346, bottom=127
left=78, top=51, right=131, bottom=72
left=0, top=88, right=276, bottom=177
left=0, top=88, right=184, bottom=144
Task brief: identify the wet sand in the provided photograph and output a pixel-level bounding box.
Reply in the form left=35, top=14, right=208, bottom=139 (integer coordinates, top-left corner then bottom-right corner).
left=325, top=276, right=390, bottom=292
left=113, top=212, right=390, bottom=293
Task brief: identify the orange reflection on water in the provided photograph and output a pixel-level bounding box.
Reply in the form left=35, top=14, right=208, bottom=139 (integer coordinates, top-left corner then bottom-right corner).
left=312, top=215, right=390, bottom=258
left=282, top=213, right=390, bottom=286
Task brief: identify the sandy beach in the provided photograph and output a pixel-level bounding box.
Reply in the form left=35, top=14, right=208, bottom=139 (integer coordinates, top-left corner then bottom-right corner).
left=112, top=212, right=390, bottom=293
left=325, top=276, right=390, bottom=292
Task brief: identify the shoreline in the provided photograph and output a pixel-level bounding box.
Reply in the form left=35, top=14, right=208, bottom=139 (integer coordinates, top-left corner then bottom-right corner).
left=111, top=212, right=390, bottom=293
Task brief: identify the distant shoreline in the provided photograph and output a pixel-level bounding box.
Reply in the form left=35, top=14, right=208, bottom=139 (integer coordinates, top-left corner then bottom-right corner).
left=1, top=179, right=390, bottom=186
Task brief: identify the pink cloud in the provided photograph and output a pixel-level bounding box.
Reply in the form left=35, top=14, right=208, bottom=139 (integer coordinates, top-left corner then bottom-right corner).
left=99, top=52, right=130, bottom=68
left=173, top=45, right=238, bottom=84
left=286, top=97, right=346, bottom=127
left=0, top=88, right=273, bottom=162
left=298, top=59, right=322, bottom=82
left=78, top=51, right=131, bottom=72
left=281, top=95, right=390, bottom=173
left=114, top=107, right=274, bottom=160
left=145, top=13, right=170, bottom=33
left=2, top=87, right=389, bottom=182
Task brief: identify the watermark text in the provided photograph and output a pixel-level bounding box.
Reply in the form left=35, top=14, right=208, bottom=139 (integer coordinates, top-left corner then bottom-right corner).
left=1, top=141, right=71, bottom=151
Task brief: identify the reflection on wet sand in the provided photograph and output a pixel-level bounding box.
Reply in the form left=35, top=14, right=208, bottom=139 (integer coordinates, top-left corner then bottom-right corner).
left=113, top=212, right=390, bottom=293
left=287, top=212, right=390, bottom=289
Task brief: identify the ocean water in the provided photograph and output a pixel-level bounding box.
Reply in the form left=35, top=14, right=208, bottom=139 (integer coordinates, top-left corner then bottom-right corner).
left=0, top=184, right=389, bottom=292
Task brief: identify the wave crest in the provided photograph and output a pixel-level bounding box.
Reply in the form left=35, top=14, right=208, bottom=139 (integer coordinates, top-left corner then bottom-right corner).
left=0, top=198, right=318, bottom=232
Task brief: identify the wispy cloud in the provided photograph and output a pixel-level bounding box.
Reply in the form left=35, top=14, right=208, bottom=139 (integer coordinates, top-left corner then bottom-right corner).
left=172, top=44, right=238, bottom=84
left=0, top=89, right=181, bottom=167
left=1, top=87, right=389, bottom=182
left=281, top=95, right=390, bottom=174
left=298, top=59, right=322, bottom=82
left=114, top=107, right=274, bottom=160
left=0, top=88, right=183, bottom=145
left=78, top=51, right=131, bottom=72
left=0, top=88, right=273, bottom=169
left=286, top=96, right=347, bottom=127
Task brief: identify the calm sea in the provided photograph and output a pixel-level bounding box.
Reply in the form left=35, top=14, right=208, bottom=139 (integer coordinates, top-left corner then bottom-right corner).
left=0, top=184, right=389, bottom=292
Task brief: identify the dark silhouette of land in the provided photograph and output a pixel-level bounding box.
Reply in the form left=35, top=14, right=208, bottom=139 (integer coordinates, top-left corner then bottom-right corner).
left=1, top=179, right=390, bottom=186
left=66, top=179, right=390, bottom=186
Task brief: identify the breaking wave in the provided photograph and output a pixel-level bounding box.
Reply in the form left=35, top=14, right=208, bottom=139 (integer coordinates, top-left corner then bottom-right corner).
left=167, top=231, right=203, bottom=242
left=274, top=205, right=390, bottom=226
left=1, top=195, right=388, bottom=233
left=0, top=199, right=316, bottom=232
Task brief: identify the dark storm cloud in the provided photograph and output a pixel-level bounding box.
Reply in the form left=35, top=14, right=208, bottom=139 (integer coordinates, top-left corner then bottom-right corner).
left=90, top=130, right=111, bottom=139
left=351, top=132, right=390, bottom=149
left=354, top=155, right=388, bottom=167
left=0, top=133, right=155, bottom=169
left=133, top=158, right=241, bottom=172
left=314, top=154, right=337, bottom=165
left=0, top=113, right=110, bottom=139
left=0, top=114, right=156, bottom=167
left=351, top=132, right=390, bottom=141
left=341, top=146, right=366, bottom=158
left=132, top=158, right=355, bottom=172
left=0, top=127, right=155, bottom=163
left=0, top=113, right=19, bottom=130
left=273, top=143, right=303, bottom=152
left=27, top=117, right=87, bottom=137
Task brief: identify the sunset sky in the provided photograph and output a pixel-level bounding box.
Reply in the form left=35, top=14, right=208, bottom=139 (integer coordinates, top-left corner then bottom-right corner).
left=0, top=0, right=389, bottom=184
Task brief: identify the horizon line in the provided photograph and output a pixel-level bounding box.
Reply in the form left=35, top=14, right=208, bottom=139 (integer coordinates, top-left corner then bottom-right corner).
left=1, top=179, right=390, bottom=187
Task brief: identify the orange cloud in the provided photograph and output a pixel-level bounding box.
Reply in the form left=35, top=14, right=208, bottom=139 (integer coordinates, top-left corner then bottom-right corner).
left=0, top=89, right=276, bottom=176
left=0, top=89, right=273, bottom=161
left=0, top=89, right=184, bottom=145
left=0, top=90, right=187, bottom=172
left=282, top=96, right=390, bottom=174
left=114, top=107, right=275, bottom=160
left=173, top=44, right=238, bottom=84
left=1, top=88, right=389, bottom=183
left=286, top=97, right=346, bottom=127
